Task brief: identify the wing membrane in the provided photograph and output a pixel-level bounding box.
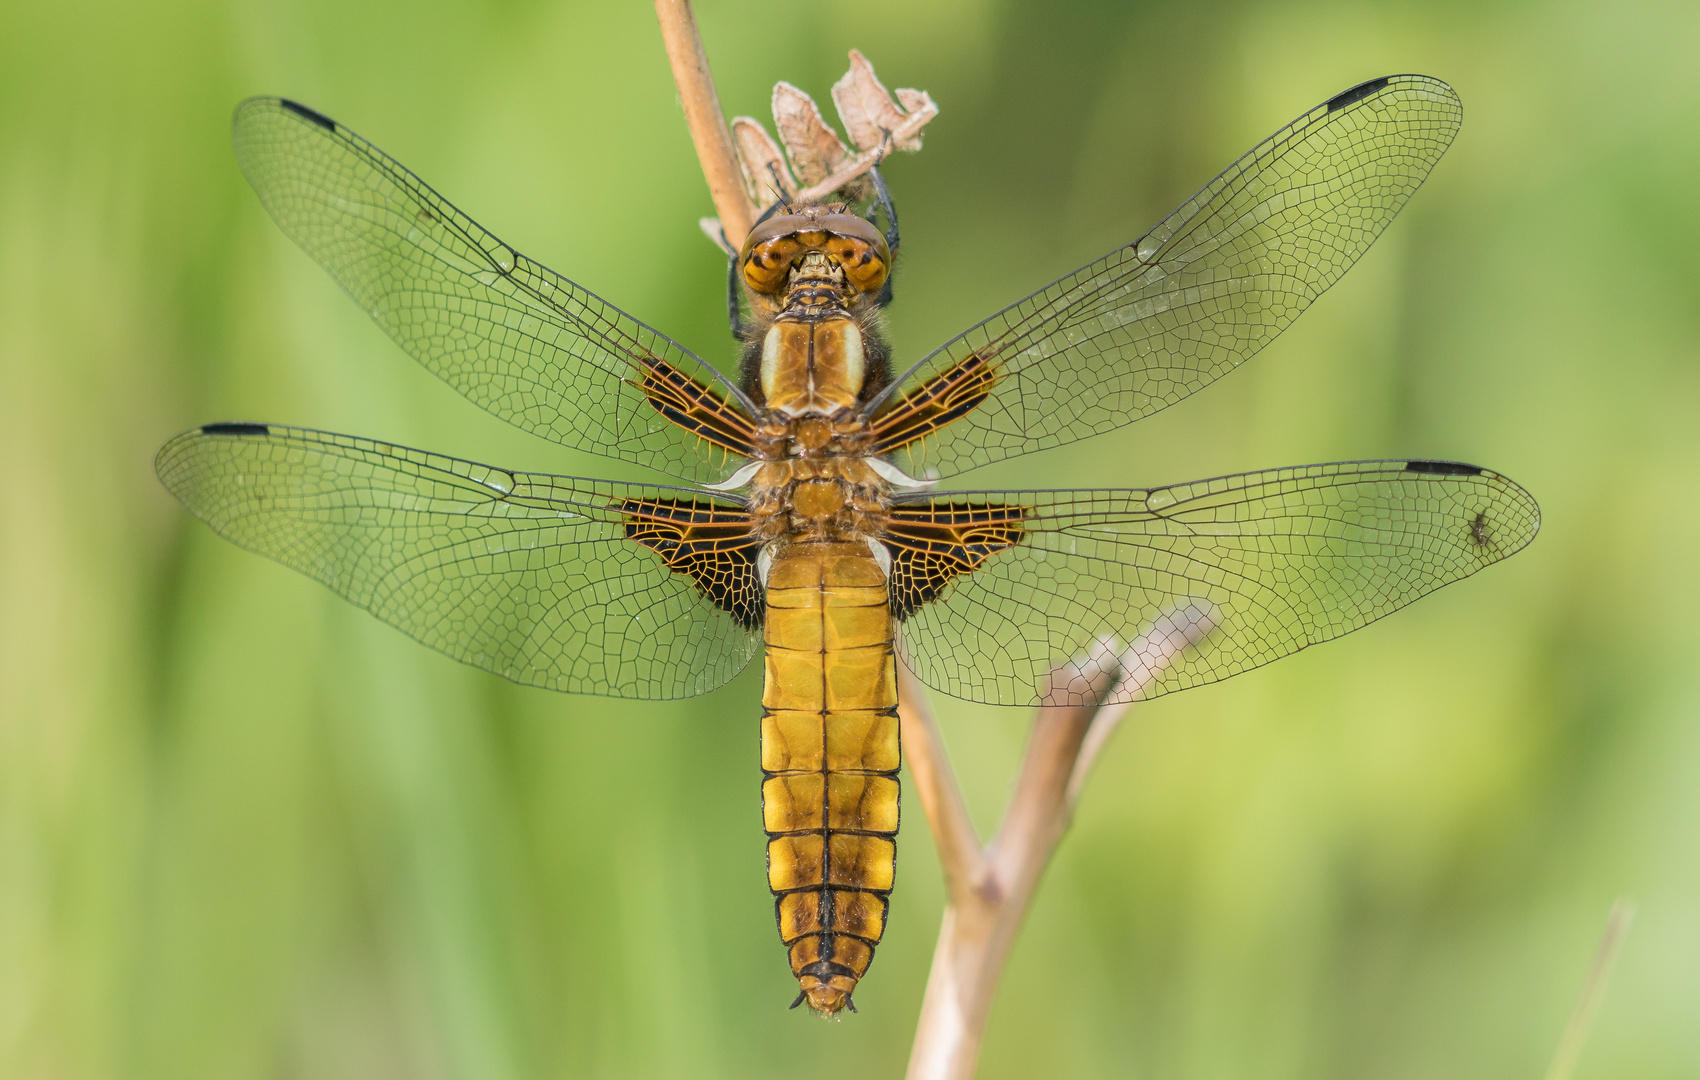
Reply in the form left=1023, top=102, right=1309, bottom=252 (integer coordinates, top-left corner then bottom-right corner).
left=872, top=75, right=1463, bottom=477
left=892, top=459, right=1539, bottom=706
left=233, top=98, right=757, bottom=484
left=156, top=424, right=760, bottom=698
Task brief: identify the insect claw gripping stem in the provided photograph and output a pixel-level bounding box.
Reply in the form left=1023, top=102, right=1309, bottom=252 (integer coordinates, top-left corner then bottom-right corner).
left=867, top=165, right=900, bottom=308
left=867, top=165, right=899, bottom=252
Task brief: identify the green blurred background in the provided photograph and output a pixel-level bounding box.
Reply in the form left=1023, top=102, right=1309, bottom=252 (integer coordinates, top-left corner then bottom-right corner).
left=3, top=0, right=1698, bottom=1076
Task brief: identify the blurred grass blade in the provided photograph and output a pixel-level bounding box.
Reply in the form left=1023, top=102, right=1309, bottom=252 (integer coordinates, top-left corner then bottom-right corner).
left=1542, top=898, right=1635, bottom=1080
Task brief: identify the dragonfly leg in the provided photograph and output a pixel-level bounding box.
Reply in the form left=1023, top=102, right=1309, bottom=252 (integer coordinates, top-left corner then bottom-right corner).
left=727, top=198, right=795, bottom=337
left=866, top=165, right=900, bottom=309
left=727, top=253, right=748, bottom=338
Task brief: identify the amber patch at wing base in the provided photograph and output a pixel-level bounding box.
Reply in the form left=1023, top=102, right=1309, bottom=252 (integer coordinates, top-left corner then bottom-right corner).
left=883, top=501, right=1027, bottom=618
left=869, top=349, right=1000, bottom=453
left=620, top=497, right=764, bottom=628
left=632, top=354, right=761, bottom=456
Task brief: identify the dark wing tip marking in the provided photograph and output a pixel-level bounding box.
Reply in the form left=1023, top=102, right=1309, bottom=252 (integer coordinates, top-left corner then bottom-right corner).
left=200, top=422, right=271, bottom=437
left=278, top=99, right=336, bottom=131
left=1326, top=76, right=1393, bottom=112
left=1404, top=459, right=1483, bottom=477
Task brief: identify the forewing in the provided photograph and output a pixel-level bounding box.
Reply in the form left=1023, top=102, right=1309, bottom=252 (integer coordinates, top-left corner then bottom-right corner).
left=891, top=460, right=1539, bottom=706
left=233, top=99, right=758, bottom=484
left=872, top=75, right=1462, bottom=476
left=156, top=423, right=761, bottom=699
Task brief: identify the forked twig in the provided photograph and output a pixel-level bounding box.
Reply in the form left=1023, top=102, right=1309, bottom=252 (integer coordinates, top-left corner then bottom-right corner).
left=899, top=610, right=1213, bottom=1080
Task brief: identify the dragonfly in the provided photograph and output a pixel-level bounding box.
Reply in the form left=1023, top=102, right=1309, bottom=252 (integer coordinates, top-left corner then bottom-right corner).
left=156, top=74, right=1539, bottom=1016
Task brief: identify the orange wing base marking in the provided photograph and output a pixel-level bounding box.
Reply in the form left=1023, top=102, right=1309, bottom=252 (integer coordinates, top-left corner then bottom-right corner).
left=633, top=354, right=761, bottom=456
left=621, top=497, right=764, bottom=628
left=870, top=350, right=1000, bottom=453
left=882, top=501, right=1027, bottom=618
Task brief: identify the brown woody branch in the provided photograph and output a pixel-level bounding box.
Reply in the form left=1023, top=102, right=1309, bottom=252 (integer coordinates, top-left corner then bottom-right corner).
left=654, top=0, right=754, bottom=246
left=899, top=609, right=1213, bottom=1080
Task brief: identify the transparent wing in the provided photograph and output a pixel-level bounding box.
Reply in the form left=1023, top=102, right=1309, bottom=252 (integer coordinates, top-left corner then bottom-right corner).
left=871, top=75, right=1462, bottom=478
left=156, top=423, right=761, bottom=699
left=233, top=98, right=758, bottom=484
left=892, top=459, right=1539, bottom=706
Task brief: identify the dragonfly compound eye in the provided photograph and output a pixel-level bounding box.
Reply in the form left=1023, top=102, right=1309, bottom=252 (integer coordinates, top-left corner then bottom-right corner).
left=739, top=210, right=891, bottom=299
left=826, top=234, right=888, bottom=294
left=742, top=232, right=805, bottom=295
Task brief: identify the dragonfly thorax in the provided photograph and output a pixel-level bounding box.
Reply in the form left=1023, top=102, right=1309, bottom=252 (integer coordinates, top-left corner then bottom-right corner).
left=746, top=301, right=895, bottom=546
left=747, top=456, right=891, bottom=544
left=759, top=318, right=866, bottom=417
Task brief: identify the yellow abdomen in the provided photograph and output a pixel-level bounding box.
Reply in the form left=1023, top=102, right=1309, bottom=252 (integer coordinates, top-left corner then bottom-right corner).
left=761, top=541, right=899, bottom=1015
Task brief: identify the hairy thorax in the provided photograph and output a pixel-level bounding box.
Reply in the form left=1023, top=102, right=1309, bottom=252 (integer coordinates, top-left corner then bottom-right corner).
left=745, top=352, right=892, bottom=546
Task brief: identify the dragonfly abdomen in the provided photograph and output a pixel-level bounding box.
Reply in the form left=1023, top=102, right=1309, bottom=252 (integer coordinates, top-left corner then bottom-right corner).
left=760, top=541, right=899, bottom=1016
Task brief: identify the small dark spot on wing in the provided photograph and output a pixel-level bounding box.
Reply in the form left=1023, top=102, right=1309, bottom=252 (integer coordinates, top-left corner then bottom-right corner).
left=279, top=99, right=336, bottom=131
left=1405, top=459, right=1482, bottom=477
left=1469, top=510, right=1492, bottom=548
left=1327, top=77, right=1391, bottom=112
left=201, top=422, right=271, bottom=437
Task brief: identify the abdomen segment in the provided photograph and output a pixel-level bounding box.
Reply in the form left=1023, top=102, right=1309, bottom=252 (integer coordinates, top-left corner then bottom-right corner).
left=761, top=541, right=899, bottom=1015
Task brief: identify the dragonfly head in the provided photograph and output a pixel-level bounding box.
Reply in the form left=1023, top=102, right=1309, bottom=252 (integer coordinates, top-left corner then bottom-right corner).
left=739, top=204, right=890, bottom=313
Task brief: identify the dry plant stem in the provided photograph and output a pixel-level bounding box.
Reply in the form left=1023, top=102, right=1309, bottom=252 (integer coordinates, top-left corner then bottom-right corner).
left=941, top=687, right=1102, bottom=1075
left=900, top=616, right=1207, bottom=1080
left=899, top=665, right=1105, bottom=1080
left=899, top=663, right=981, bottom=899
left=1067, top=604, right=1215, bottom=805
left=653, top=0, right=754, bottom=246
left=900, top=678, right=1069, bottom=1075
left=902, top=610, right=1212, bottom=1079
left=789, top=105, right=939, bottom=205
